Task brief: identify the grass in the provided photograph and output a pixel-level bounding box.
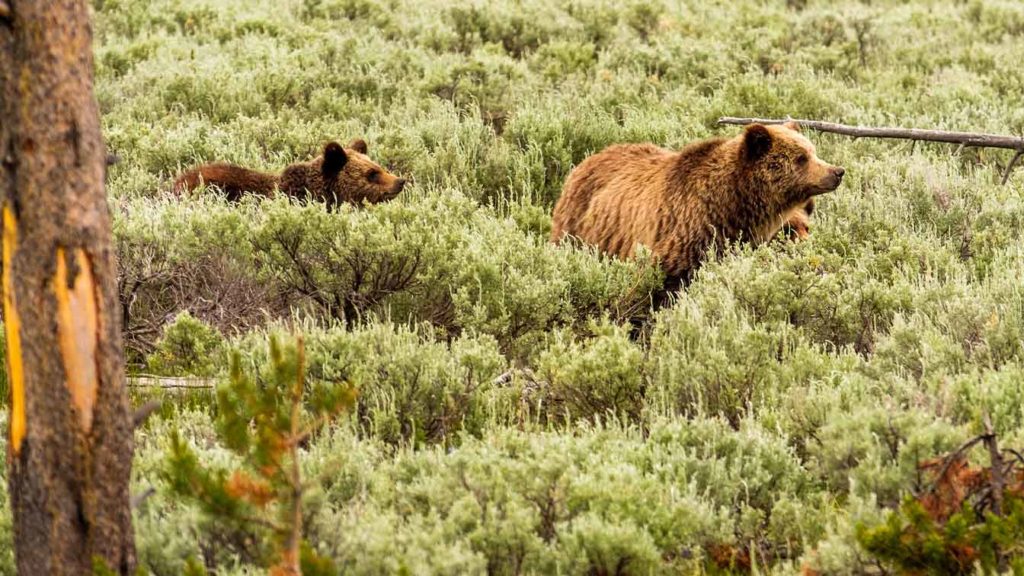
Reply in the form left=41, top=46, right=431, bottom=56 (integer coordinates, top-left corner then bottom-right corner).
left=5, top=0, right=1024, bottom=573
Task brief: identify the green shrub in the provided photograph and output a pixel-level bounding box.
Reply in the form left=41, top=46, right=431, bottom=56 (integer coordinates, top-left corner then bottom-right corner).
left=555, top=513, right=661, bottom=575
left=235, top=323, right=507, bottom=446
left=646, top=294, right=808, bottom=426
left=115, top=192, right=661, bottom=363
left=536, top=322, right=645, bottom=423
left=146, top=311, right=226, bottom=377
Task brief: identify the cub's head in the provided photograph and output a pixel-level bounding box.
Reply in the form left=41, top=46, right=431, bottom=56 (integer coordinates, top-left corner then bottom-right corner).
left=317, top=139, right=406, bottom=205
left=782, top=198, right=815, bottom=241
left=740, top=121, right=844, bottom=206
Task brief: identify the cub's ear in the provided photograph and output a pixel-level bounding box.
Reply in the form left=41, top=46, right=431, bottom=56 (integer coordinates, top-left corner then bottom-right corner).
left=783, top=120, right=801, bottom=132
left=743, top=124, right=773, bottom=161
left=803, top=198, right=815, bottom=216
left=349, top=139, right=368, bottom=155
left=323, top=142, right=348, bottom=176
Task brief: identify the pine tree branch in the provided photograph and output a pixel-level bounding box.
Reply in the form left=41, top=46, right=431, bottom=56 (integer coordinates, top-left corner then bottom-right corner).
left=228, top=511, right=286, bottom=535
left=287, top=405, right=348, bottom=449
left=279, top=335, right=305, bottom=575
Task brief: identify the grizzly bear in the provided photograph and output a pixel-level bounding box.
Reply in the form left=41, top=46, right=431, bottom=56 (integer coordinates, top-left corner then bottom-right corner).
left=782, top=198, right=815, bottom=241
left=550, top=122, right=844, bottom=285
left=173, top=139, right=406, bottom=207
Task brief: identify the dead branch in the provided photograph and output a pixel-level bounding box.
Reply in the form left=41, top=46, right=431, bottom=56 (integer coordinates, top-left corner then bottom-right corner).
left=132, top=400, right=162, bottom=429
left=983, top=413, right=1004, bottom=517
left=718, top=117, right=1024, bottom=150
left=128, top=375, right=215, bottom=389
left=131, top=487, right=156, bottom=510
left=492, top=367, right=542, bottom=387
left=983, top=413, right=1009, bottom=571
left=1003, top=150, right=1024, bottom=185
left=717, top=117, right=1024, bottom=183
left=931, top=435, right=986, bottom=489
left=1004, top=447, right=1024, bottom=467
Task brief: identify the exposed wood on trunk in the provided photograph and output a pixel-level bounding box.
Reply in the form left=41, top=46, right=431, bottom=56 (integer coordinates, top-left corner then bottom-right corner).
left=0, top=0, right=137, bottom=573
left=54, top=246, right=101, bottom=432
left=718, top=117, right=1024, bottom=183
left=2, top=207, right=24, bottom=454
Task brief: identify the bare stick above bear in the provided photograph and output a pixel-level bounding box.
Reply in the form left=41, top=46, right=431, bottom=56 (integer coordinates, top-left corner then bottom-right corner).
left=550, top=122, right=845, bottom=284
left=174, top=139, right=407, bottom=207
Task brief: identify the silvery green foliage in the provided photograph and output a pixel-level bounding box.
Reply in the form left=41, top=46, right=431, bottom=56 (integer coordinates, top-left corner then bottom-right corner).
left=537, top=321, right=645, bottom=422
left=235, top=323, right=508, bottom=445
left=114, top=192, right=661, bottom=363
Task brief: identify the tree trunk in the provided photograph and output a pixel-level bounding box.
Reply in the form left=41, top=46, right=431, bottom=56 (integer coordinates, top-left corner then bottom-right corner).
left=0, top=1, right=136, bottom=574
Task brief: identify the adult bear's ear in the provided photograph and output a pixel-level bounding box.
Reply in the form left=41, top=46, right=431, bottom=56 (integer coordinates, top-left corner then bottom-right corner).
left=349, top=139, right=368, bottom=155
left=323, top=142, right=348, bottom=176
left=783, top=120, right=801, bottom=132
left=743, top=124, right=773, bottom=161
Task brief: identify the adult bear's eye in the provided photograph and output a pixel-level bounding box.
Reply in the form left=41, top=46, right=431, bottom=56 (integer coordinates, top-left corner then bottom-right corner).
left=796, top=154, right=808, bottom=166
left=367, top=170, right=380, bottom=182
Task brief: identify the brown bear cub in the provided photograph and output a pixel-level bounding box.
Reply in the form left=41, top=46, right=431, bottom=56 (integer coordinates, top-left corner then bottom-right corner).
left=550, top=122, right=843, bottom=284
left=782, top=198, right=815, bottom=241
left=174, top=139, right=406, bottom=207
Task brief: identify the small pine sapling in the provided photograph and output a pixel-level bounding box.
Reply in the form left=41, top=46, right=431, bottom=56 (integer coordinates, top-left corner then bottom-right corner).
left=163, top=335, right=355, bottom=575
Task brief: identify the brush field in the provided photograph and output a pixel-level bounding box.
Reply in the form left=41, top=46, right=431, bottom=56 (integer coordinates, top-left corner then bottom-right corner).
left=5, top=0, right=1024, bottom=573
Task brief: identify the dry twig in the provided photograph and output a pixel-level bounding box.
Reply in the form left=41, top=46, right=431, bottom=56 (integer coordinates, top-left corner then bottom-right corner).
left=983, top=413, right=1005, bottom=518
left=132, top=400, right=162, bottom=429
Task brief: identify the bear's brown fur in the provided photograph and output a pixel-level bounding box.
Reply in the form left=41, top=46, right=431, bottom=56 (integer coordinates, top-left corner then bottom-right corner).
left=782, top=198, right=815, bottom=241
left=173, top=139, right=406, bottom=207
left=550, top=122, right=844, bottom=282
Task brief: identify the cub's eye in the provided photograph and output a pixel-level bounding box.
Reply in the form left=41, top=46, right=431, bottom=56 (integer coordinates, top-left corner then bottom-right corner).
left=796, top=154, right=808, bottom=166
left=367, top=170, right=380, bottom=183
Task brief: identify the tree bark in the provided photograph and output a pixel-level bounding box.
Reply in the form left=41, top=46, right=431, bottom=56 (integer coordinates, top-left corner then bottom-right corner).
left=0, top=1, right=136, bottom=574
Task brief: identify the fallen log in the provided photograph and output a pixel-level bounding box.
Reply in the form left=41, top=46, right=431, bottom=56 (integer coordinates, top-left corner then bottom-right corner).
left=127, top=374, right=215, bottom=389
left=717, top=116, right=1024, bottom=184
